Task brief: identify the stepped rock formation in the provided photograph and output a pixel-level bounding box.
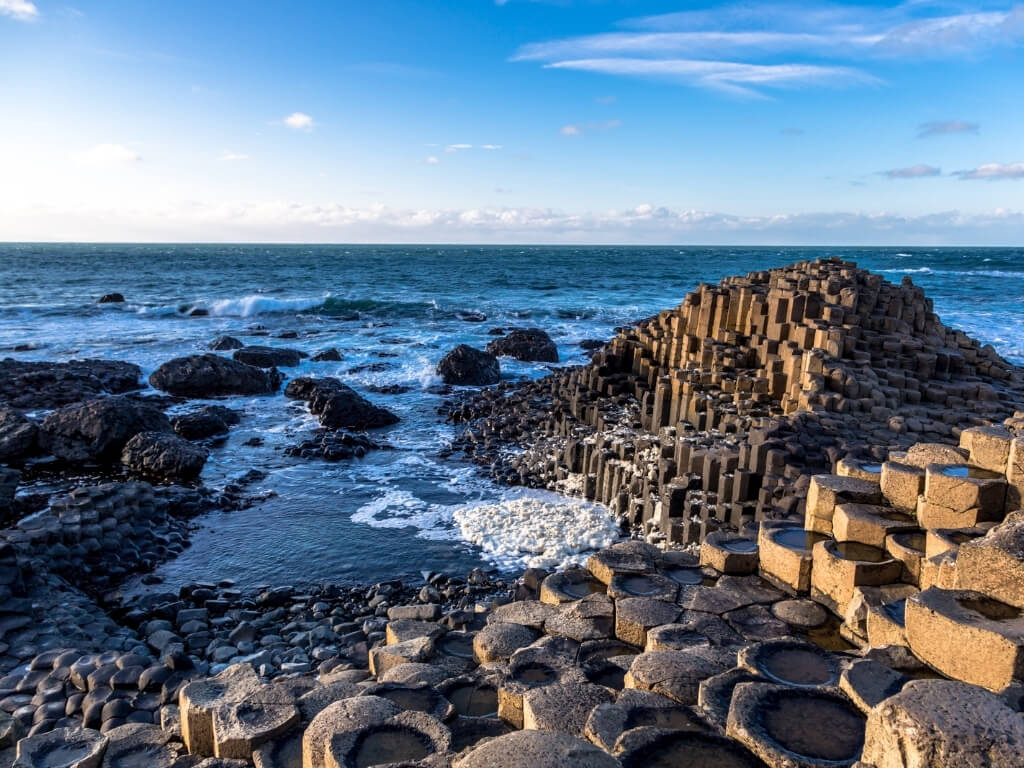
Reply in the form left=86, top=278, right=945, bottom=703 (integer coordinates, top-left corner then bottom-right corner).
left=449, top=258, right=1024, bottom=545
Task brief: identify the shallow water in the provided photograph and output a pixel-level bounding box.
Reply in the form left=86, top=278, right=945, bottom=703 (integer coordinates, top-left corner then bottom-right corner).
left=2, top=244, right=1021, bottom=587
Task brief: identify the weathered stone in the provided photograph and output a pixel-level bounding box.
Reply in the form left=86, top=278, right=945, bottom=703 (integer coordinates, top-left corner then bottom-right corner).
left=614, top=598, right=681, bottom=647
left=212, top=686, right=300, bottom=760
left=436, top=345, right=500, bottom=386
left=522, top=681, right=613, bottom=736
left=0, top=407, right=39, bottom=462
left=700, top=532, right=759, bottom=575
left=13, top=726, right=108, bottom=768
left=302, top=696, right=399, bottom=768
left=584, top=688, right=707, bottom=753
left=861, top=680, right=1024, bottom=768
left=233, top=346, right=305, bottom=368
left=625, top=647, right=733, bottom=705
left=324, top=709, right=450, bottom=768
left=453, top=730, right=619, bottom=768
left=150, top=354, right=282, bottom=398
left=485, top=329, right=558, bottom=363
left=41, top=397, right=171, bottom=464
left=839, top=658, right=910, bottom=714
left=957, top=511, right=1024, bottom=609
left=100, top=722, right=179, bottom=768
left=121, top=431, right=208, bottom=482
left=473, top=622, right=538, bottom=664
left=179, top=664, right=261, bottom=757
left=543, top=593, right=615, bottom=642
left=614, top=729, right=765, bottom=768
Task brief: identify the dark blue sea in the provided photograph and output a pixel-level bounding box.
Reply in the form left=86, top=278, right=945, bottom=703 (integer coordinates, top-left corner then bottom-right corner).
left=2, top=244, right=1021, bottom=588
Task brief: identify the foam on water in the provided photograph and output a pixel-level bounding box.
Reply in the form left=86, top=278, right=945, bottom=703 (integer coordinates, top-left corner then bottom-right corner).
left=453, top=491, right=622, bottom=570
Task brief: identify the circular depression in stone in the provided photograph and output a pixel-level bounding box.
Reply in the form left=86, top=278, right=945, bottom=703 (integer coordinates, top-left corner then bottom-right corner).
left=617, top=574, right=664, bottom=595
left=958, top=594, right=1022, bottom=621
left=562, top=577, right=606, bottom=599
left=352, top=724, right=432, bottom=767
left=664, top=566, right=703, bottom=585
left=759, top=692, right=864, bottom=762
left=721, top=538, right=758, bottom=553
left=26, top=741, right=96, bottom=766
left=372, top=686, right=439, bottom=713
left=832, top=541, right=888, bottom=563
left=443, top=682, right=498, bottom=717
left=881, top=598, right=907, bottom=625
left=449, top=717, right=512, bottom=753
left=578, top=640, right=640, bottom=663
left=437, top=632, right=476, bottom=659
left=771, top=527, right=824, bottom=552
left=512, top=662, right=557, bottom=687
left=889, top=532, right=925, bottom=552
left=619, top=731, right=765, bottom=768
left=583, top=660, right=627, bottom=690
left=747, top=642, right=839, bottom=687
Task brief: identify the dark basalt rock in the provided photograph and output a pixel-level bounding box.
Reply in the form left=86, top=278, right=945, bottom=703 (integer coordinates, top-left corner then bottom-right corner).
left=149, top=354, right=282, bottom=398
left=232, top=346, right=306, bottom=368
left=285, top=430, right=378, bottom=461
left=311, top=347, right=343, bottom=362
left=98, top=293, right=125, bottom=303
left=41, top=396, right=172, bottom=464
left=121, top=432, right=209, bottom=482
left=285, top=377, right=399, bottom=430
left=0, top=407, right=39, bottom=463
left=0, top=358, right=143, bottom=409
left=171, top=405, right=239, bottom=441
left=486, top=328, right=558, bottom=363
left=437, top=345, right=500, bottom=386
left=209, top=335, right=244, bottom=351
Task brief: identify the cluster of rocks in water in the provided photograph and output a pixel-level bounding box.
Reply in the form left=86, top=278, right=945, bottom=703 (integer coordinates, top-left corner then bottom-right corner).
left=435, top=329, right=560, bottom=386
left=3, top=258, right=1024, bottom=766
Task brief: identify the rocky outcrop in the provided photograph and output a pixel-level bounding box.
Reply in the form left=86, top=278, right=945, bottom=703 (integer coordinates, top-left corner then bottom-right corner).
left=171, top=406, right=239, bottom=441
left=486, top=329, right=559, bottom=363
left=209, top=336, right=244, bottom=351
left=311, top=347, right=343, bottom=362
left=122, top=431, right=209, bottom=482
left=149, top=354, right=282, bottom=398
left=0, top=407, right=39, bottom=463
left=0, top=358, right=142, bottom=409
left=437, top=345, right=501, bottom=386
left=98, top=293, right=125, bottom=303
left=40, top=396, right=171, bottom=463
left=285, top=377, right=398, bottom=430
left=232, top=346, right=306, bottom=368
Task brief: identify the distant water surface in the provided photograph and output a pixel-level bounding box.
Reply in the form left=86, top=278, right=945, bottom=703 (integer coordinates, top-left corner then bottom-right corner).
left=0, top=244, right=1020, bottom=588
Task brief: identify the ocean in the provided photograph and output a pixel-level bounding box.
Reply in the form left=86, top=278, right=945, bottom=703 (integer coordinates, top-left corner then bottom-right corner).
left=2, top=244, right=1022, bottom=589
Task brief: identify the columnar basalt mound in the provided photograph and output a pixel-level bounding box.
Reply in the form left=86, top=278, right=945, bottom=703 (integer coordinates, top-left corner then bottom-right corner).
left=447, top=259, right=1024, bottom=548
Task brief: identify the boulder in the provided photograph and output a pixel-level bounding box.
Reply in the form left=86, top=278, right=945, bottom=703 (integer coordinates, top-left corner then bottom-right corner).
left=311, top=348, right=342, bottom=362
left=122, top=431, right=209, bottom=482
left=0, top=358, right=143, bottom=409
left=41, top=396, right=172, bottom=463
left=233, top=346, right=306, bottom=368
left=436, top=345, right=500, bottom=386
left=284, top=377, right=398, bottom=430
left=209, top=336, right=244, bottom=351
left=861, top=680, right=1024, bottom=768
left=0, top=407, right=39, bottom=462
left=150, top=354, right=282, bottom=397
left=172, top=406, right=236, bottom=440
left=486, top=329, right=558, bottom=363
left=98, top=293, right=125, bottom=303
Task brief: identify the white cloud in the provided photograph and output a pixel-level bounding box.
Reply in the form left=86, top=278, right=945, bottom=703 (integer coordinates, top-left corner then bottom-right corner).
left=220, top=152, right=250, bottom=161
left=545, top=58, right=876, bottom=97
left=284, top=112, right=314, bottom=131
left=513, top=3, right=1024, bottom=95
left=5, top=199, right=1022, bottom=244
left=0, top=0, right=39, bottom=21
left=444, top=143, right=473, bottom=153
left=917, top=120, right=979, bottom=138
left=481, top=144, right=503, bottom=150
left=954, top=162, right=1024, bottom=181
left=426, top=155, right=440, bottom=164
left=884, top=164, right=941, bottom=179
left=72, top=144, right=141, bottom=167
left=560, top=125, right=581, bottom=136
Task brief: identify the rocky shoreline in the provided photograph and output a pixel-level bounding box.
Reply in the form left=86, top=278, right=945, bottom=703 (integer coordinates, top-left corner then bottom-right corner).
left=1, top=257, right=1023, bottom=766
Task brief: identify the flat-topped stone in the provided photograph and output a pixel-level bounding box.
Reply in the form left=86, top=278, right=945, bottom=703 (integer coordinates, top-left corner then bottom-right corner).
left=738, top=640, right=840, bottom=689
left=957, top=511, right=1024, bottom=609
left=615, top=728, right=767, bottom=768
left=522, top=681, right=614, bottom=736
left=453, top=730, right=620, bottom=768
left=324, top=710, right=450, bottom=768
left=584, top=689, right=708, bottom=753
left=625, top=647, right=734, bottom=705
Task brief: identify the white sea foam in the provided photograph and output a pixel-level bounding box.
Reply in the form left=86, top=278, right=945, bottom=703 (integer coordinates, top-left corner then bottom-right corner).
left=207, top=295, right=327, bottom=317
left=453, top=491, right=622, bottom=570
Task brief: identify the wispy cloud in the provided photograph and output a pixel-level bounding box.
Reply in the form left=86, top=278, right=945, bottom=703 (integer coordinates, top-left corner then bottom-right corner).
left=0, top=0, right=39, bottom=21
left=560, top=119, right=620, bottom=136
left=884, top=164, right=941, bottom=179
left=284, top=112, right=314, bottom=131
left=545, top=58, right=873, bottom=96
left=954, top=162, right=1024, bottom=180
left=513, top=3, right=1024, bottom=96
left=481, top=144, right=503, bottom=150
left=72, top=144, right=141, bottom=168
left=220, top=152, right=250, bottom=162
left=426, top=155, right=440, bottom=165
left=917, top=120, right=979, bottom=138
left=445, top=143, right=473, bottom=153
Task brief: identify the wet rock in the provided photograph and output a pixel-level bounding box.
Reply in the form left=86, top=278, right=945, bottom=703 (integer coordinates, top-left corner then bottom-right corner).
left=150, top=354, right=282, bottom=398
left=13, top=725, right=108, bottom=767
left=861, top=679, right=1024, bottom=768
left=436, top=345, right=500, bottom=386
left=615, top=729, right=765, bottom=768
left=284, top=378, right=398, bottom=430
left=41, top=397, right=172, bottom=464
left=310, top=348, right=342, bottom=363
left=0, top=359, right=142, bottom=409
left=121, top=431, right=209, bottom=482
left=98, top=293, right=125, bottom=304
left=0, top=407, right=39, bottom=463
left=233, top=347, right=306, bottom=368
left=171, top=406, right=238, bottom=441
left=485, top=329, right=558, bottom=363
left=209, top=336, right=244, bottom=351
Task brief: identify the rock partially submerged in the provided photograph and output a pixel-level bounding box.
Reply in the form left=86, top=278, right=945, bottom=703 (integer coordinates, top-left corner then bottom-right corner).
left=150, top=354, right=282, bottom=398
left=41, top=396, right=171, bottom=464
left=122, top=431, right=209, bottom=482
left=0, top=407, right=39, bottom=463
left=486, top=328, right=558, bottom=363
left=437, top=345, right=501, bottom=386
left=232, top=346, right=306, bottom=368
left=285, top=377, right=398, bottom=430
left=0, top=358, right=142, bottom=409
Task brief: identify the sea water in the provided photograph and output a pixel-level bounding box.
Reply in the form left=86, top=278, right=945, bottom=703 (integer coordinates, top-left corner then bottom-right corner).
left=1, top=244, right=1021, bottom=587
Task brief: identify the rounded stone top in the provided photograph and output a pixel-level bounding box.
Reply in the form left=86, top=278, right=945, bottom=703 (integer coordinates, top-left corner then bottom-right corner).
left=454, top=729, right=620, bottom=768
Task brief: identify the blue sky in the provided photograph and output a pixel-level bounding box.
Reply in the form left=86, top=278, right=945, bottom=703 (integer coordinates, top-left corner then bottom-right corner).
left=1, top=0, right=1022, bottom=243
